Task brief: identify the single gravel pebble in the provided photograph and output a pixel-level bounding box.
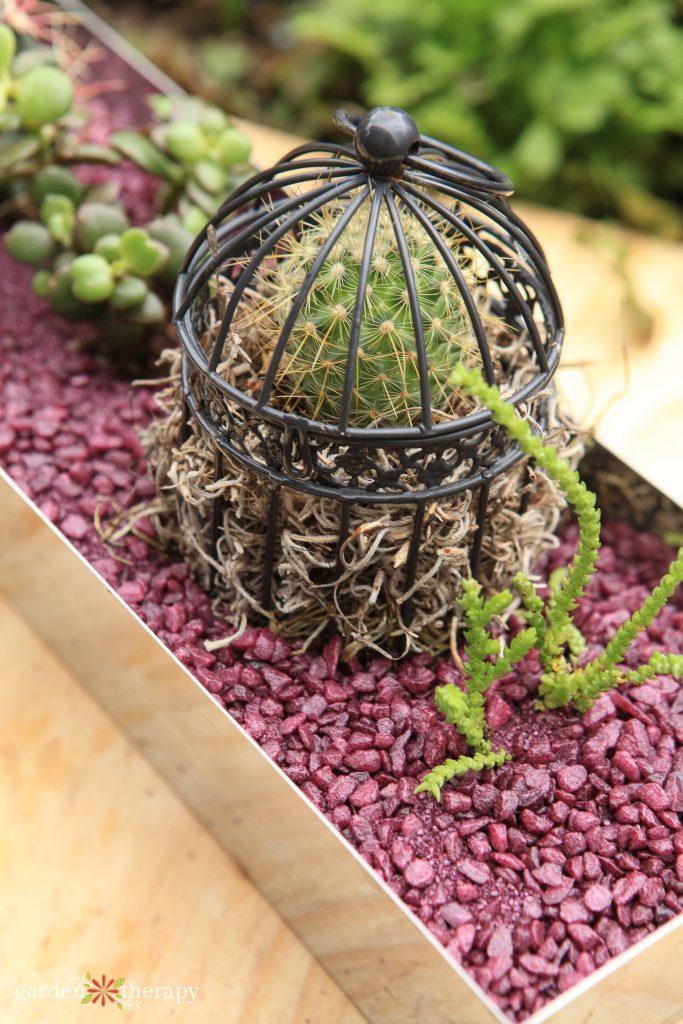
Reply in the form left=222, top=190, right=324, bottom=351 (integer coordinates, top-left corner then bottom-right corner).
left=344, top=749, right=382, bottom=773
left=584, top=884, right=613, bottom=913
left=327, top=776, right=358, bottom=808
left=349, top=778, right=380, bottom=808
left=638, top=782, right=670, bottom=811
left=612, top=872, right=647, bottom=906
left=404, top=858, right=435, bottom=888
left=59, top=512, right=91, bottom=540
left=556, top=765, right=588, bottom=792
left=567, top=923, right=600, bottom=951
left=458, top=859, right=492, bottom=885
left=519, top=955, right=559, bottom=978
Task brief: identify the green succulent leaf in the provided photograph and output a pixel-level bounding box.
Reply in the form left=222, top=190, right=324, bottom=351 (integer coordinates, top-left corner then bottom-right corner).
left=147, top=215, right=193, bottom=279
left=164, top=120, right=207, bottom=163
left=119, top=227, right=169, bottom=277
left=75, top=203, right=129, bottom=252
left=123, top=289, right=165, bottom=325
left=111, top=275, right=149, bottom=311
left=70, top=253, right=114, bottom=303
left=192, top=159, right=226, bottom=194
left=200, top=106, right=229, bottom=135
left=148, top=93, right=174, bottom=120
left=217, top=127, right=252, bottom=167
left=5, top=221, right=54, bottom=264
left=57, top=142, right=121, bottom=165
left=109, top=130, right=183, bottom=184
left=94, top=233, right=123, bottom=263
left=31, top=166, right=83, bottom=206
left=32, top=268, right=52, bottom=298
left=0, top=136, right=41, bottom=170
left=41, top=193, right=76, bottom=244
left=14, top=65, right=73, bottom=126
left=0, top=24, right=16, bottom=77
left=181, top=204, right=207, bottom=237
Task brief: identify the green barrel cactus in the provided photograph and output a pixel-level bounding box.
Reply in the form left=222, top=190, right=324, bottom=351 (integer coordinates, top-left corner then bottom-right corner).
left=255, top=199, right=485, bottom=427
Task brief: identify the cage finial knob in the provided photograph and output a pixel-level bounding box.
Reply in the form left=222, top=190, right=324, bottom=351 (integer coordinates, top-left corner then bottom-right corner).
left=334, top=106, right=420, bottom=176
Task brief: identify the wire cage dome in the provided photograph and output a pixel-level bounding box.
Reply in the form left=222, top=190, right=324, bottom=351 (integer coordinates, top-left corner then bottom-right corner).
left=169, top=106, right=568, bottom=651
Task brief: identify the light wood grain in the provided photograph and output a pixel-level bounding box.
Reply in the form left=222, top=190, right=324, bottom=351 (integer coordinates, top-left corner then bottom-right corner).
left=0, top=592, right=366, bottom=1024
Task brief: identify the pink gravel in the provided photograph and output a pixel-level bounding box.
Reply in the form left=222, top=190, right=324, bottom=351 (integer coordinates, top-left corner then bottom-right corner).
left=1, top=77, right=683, bottom=1023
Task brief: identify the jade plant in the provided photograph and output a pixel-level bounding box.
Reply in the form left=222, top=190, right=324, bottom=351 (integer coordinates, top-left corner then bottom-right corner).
left=258, top=203, right=482, bottom=426
left=0, top=23, right=253, bottom=343
left=416, top=365, right=683, bottom=800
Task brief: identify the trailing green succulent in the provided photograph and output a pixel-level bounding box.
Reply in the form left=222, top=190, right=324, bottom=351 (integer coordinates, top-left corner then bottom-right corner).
left=414, top=580, right=536, bottom=800
left=110, top=94, right=252, bottom=238
left=257, top=201, right=484, bottom=426
left=417, top=365, right=683, bottom=799
left=0, top=23, right=254, bottom=345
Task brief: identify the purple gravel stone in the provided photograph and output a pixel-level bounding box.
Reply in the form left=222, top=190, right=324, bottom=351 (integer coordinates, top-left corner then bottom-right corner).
left=60, top=512, right=90, bottom=539
left=556, top=765, right=588, bottom=792
left=458, top=859, right=492, bottom=885
left=638, top=782, right=670, bottom=811
left=327, top=776, right=358, bottom=808
left=349, top=779, right=380, bottom=809
left=404, top=858, right=434, bottom=888
left=344, top=749, right=382, bottom=773
left=584, top=884, right=613, bottom=913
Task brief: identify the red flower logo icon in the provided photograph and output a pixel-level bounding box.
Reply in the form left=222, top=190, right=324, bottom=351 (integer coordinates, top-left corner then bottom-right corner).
left=81, top=973, right=125, bottom=1009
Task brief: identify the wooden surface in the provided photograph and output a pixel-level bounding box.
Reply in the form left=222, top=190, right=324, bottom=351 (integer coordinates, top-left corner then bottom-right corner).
left=0, top=591, right=365, bottom=1023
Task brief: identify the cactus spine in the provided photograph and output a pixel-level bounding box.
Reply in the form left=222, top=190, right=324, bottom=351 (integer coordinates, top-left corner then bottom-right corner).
left=254, top=197, right=485, bottom=426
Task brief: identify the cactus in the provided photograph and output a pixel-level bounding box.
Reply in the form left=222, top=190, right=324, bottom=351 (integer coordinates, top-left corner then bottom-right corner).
left=256, top=200, right=486, bottom=427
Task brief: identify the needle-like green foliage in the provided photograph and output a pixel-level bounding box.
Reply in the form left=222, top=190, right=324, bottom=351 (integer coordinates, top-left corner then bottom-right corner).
left=458, top=365, right=683, bottom=712
left=417, top=366, right=683, bottom=799
left=413, top=578, right=535, bottom=800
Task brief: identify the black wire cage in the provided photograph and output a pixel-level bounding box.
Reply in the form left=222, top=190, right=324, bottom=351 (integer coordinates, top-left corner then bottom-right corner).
left=171, top=106, right=567, bottom=648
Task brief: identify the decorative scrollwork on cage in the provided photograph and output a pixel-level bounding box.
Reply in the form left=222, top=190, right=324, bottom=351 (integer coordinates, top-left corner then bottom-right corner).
left=173, top=106, right=564, bottom=617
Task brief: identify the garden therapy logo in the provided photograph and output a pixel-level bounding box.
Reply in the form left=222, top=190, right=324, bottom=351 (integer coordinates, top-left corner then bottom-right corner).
left=13, top=973, right=199, bottom=1008
left=81, top=973, right=126, bottom=1009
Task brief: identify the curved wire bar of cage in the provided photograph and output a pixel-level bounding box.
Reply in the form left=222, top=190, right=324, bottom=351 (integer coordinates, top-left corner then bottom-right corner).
left=389, top=184, right=497, bottom=386
left=336, top=182, right=386, bottom=431
left=394, top=181, right=550, bottom=372
left=177, top=170, right=367, bottom=321
left=400, top=168, right=563, bottom=329
left=383, top=191, right=433, bottom=432
left=256, top=186, right=372, bottom=410
left=207, top=175, right=369, bottom=372
left=180, top=350, right=542, bottom=505
left=173, top=154, right=563, bottom=444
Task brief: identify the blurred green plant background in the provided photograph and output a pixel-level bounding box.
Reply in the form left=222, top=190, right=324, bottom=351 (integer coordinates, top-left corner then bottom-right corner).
left=95, top=0, right=683, bottom=238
